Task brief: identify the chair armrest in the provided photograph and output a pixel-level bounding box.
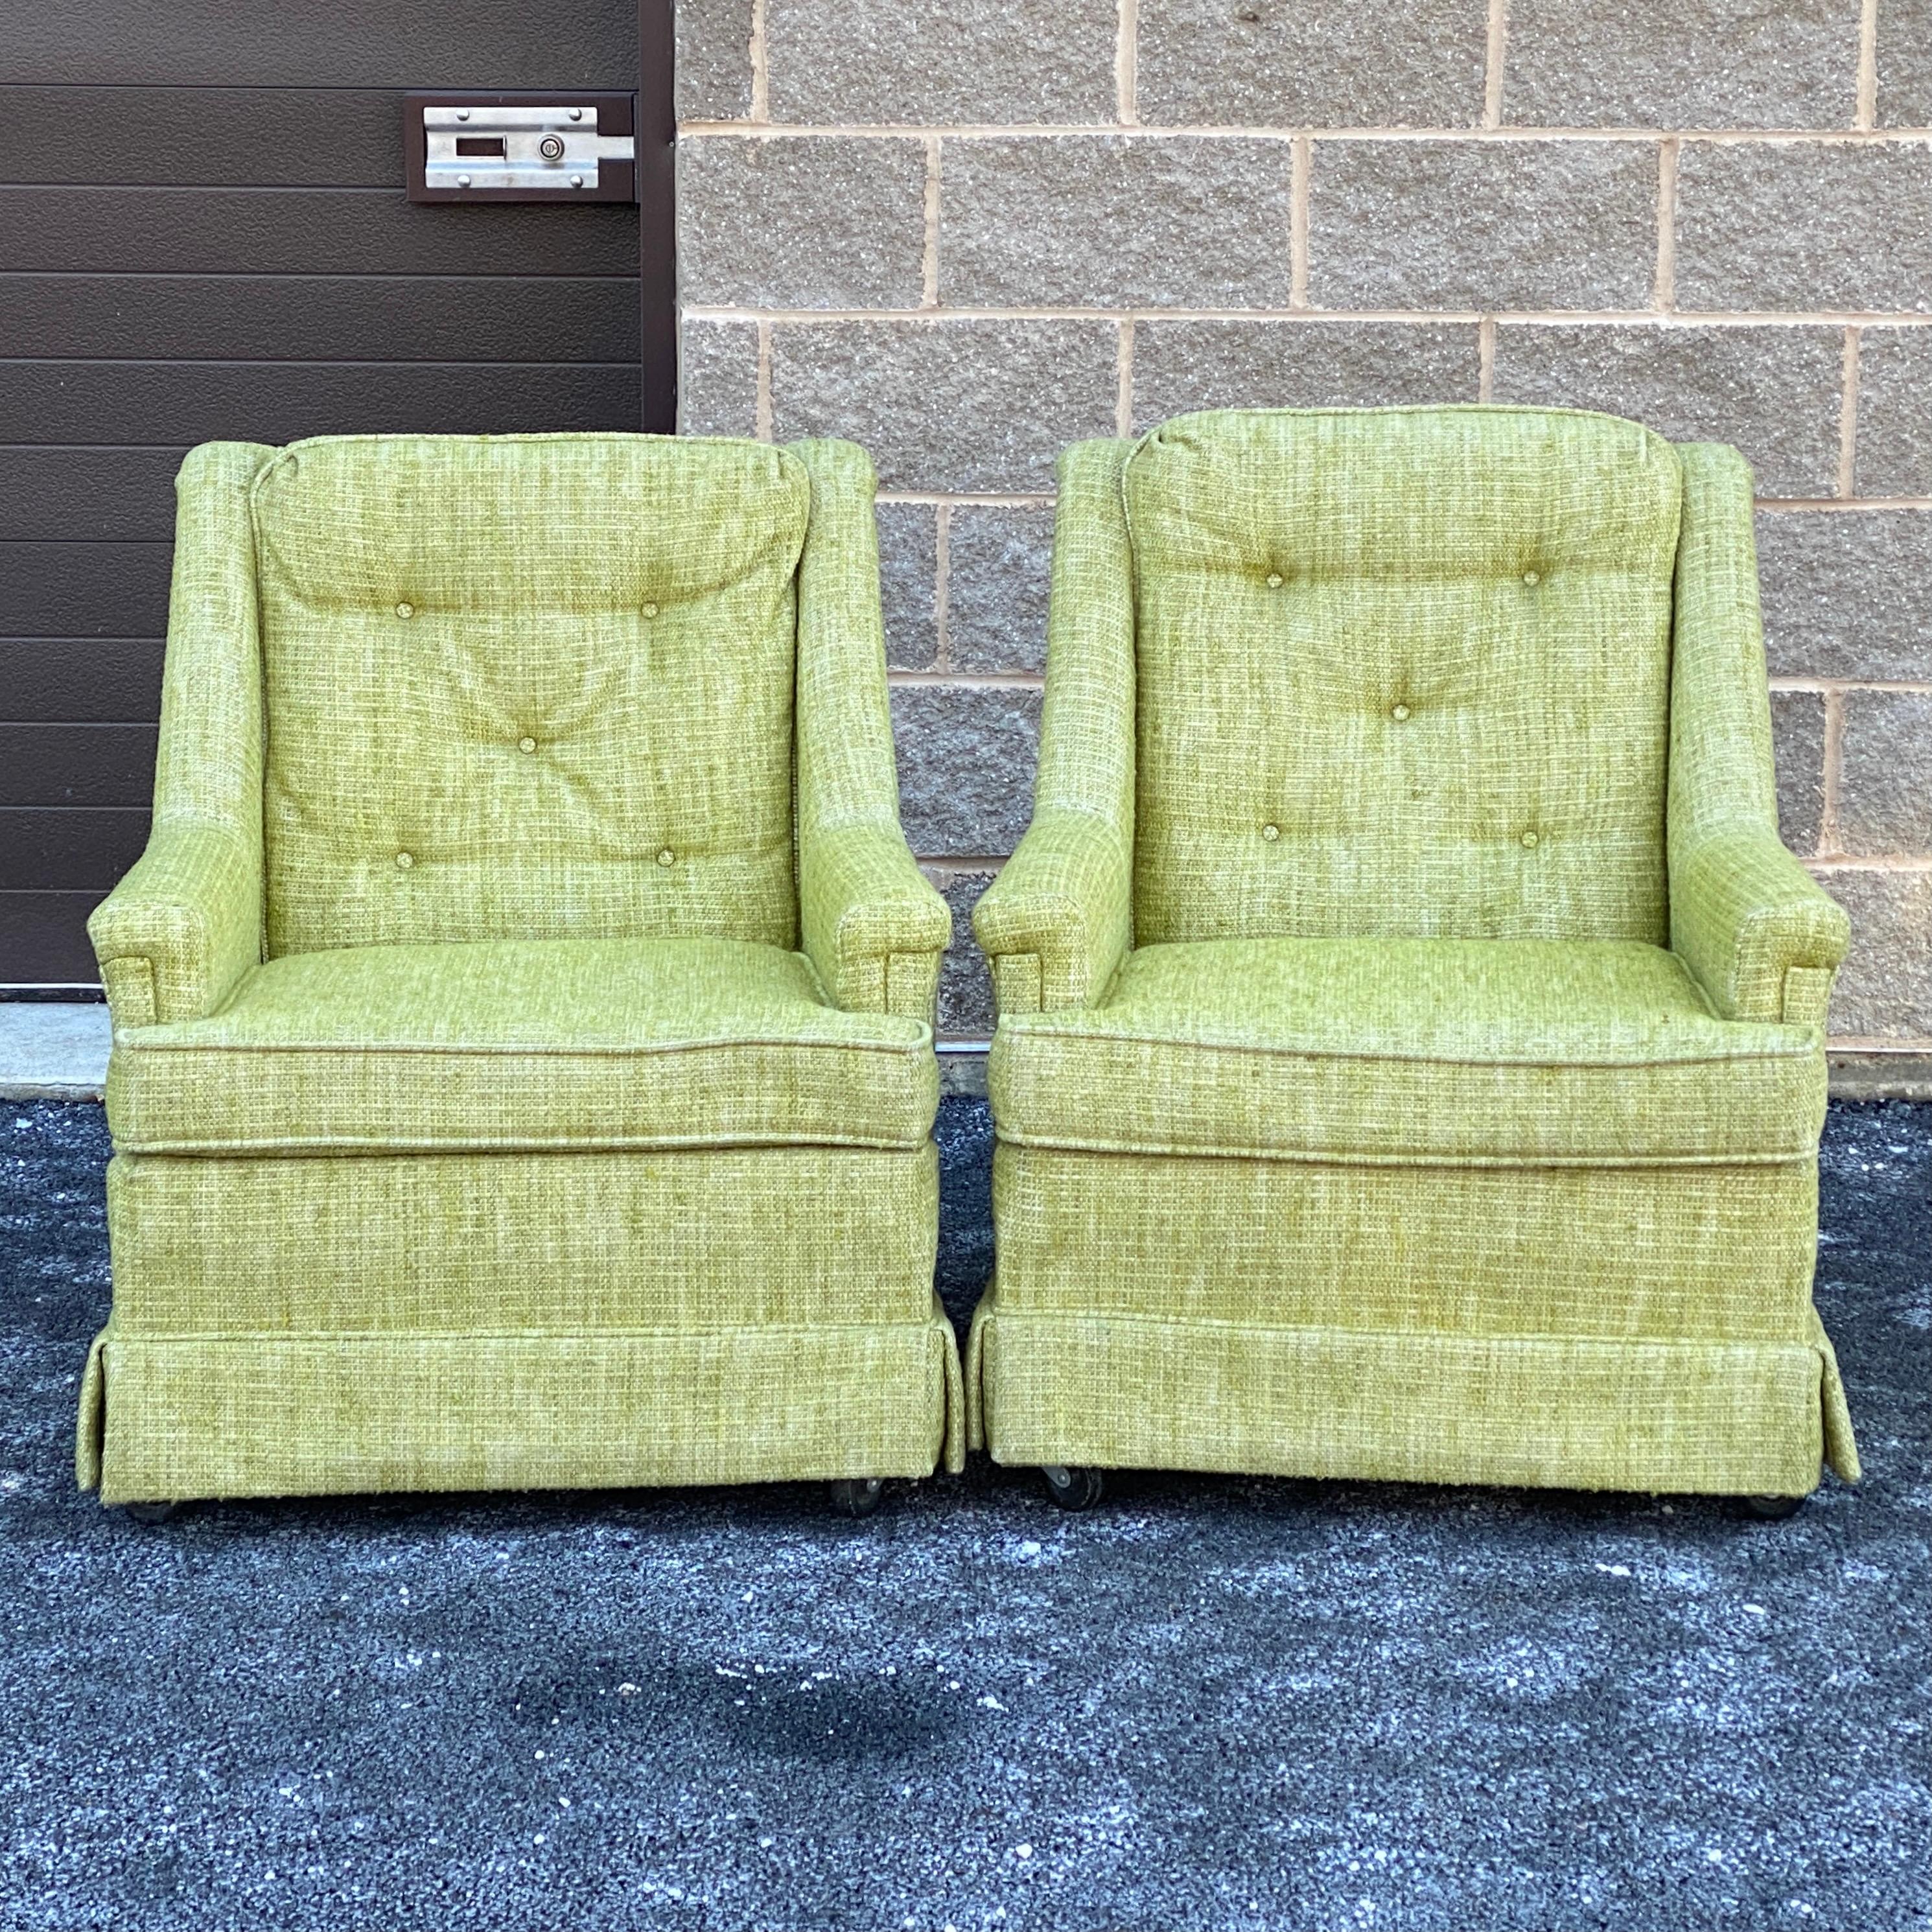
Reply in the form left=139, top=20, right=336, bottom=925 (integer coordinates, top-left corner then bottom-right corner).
left=973, top=806, right=1131, bottom=1016
left=801, top=819, right=951, bottom=1021
left=87, top=820, right=261, bottom=1029
left=1672, top=826, right=1850, bottom=1025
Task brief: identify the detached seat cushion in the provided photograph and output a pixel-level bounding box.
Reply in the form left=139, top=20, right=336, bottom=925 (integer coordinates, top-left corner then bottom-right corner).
left=108, top=937, right=936, bottom=1155
left=991, top=938, right=1822, bottom=1166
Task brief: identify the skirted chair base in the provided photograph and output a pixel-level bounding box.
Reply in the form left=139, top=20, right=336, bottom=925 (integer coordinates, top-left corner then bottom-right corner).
left=968, top=1295, right=1853, bottom=1498
left=84, top=1310, right=962, bottom=1504
left=80, top=1142, right=964, bottom=1506
left=967, top=1143, right=1860, bottom=1501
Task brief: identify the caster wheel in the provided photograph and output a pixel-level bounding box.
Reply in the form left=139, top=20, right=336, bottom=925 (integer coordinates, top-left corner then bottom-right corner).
left=828, top=1478, right=883, bottom=1518
left=1042, top=1465, right=1105, bottom=1511
left=121, top=1501, right=181, bottom=1526
left=1742, top=1493, right=1808, bottom=1521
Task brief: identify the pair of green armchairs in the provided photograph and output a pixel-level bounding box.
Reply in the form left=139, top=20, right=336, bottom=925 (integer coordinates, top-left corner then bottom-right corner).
left=78, top=408, right=1859, bottom=1520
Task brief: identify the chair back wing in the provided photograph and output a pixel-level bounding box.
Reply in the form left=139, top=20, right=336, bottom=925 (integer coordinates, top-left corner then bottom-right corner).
left=250, top=434, right=809, bottom=956
left=1122, top=408, right=1684, bottom=945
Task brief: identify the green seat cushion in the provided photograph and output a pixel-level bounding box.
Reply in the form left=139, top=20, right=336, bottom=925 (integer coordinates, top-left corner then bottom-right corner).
left=1123, top=408, right=1683, bottom=947
left=251, top=434, right=808, bottom=957
left=990, top=938, right=1822, bottom=1165
left=108, top=937, right=936, bottom=1154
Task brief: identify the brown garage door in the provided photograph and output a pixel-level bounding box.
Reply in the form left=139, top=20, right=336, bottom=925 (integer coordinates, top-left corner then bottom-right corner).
left=0, top=0, right=674, bottom=984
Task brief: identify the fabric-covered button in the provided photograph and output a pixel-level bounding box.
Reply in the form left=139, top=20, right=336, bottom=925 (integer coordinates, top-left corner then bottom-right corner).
left=518, top=736, right=538, bottom=754
left=1521, top=570, right=1539, bottom=586
left=394, top=851, right=414, bottom=869
left=1391, top=703, right=1410, bottom=721
left=1264, top=573, right=1283, bottom=589
left=641, top=602, right=659, bottom=618
left=657, top=848, right=675, bottom=867
left=1520, top=830, right=1540, bottom=849
left=395, top=601, right=415, bottom=619
left=1261, top=823, right=1281, bottom=842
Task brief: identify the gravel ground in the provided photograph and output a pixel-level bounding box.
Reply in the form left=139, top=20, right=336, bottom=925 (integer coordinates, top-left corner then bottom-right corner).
left=1, top=1097, right=1926, bottom=1932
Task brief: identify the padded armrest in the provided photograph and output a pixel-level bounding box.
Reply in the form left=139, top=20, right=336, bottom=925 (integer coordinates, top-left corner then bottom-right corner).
left=1666, top=442, right=1849, bottom=1029
left=973, top=806, right=1131, bottom=1016
left=800, top=819, right=951, bottom=1020
left=789, top=437, right=949, bottom=1021
left=974, top=438, right=1139, bottom=1019
left=87, top=821, right=261, bottom=1029
left=1671, top=826, right=1849, bottom=1025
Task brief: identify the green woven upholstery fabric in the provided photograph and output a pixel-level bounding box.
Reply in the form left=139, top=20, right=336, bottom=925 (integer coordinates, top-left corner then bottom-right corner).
left=84, top=1309, right=963, bottom=1502
left=1124, top=408, right=1681, bottom=946
left=87, top=443, right=270, bottom=1027
left=107, top=937, right=936, bottom=1155
left=968, top=1298, right=1855, bottom=1497
left=974, top=406, right=1856, bottom=1498
left=83, top=433, right=955, bottom=1503
left=104, top=1145, right=938, bottom=1333
left=794, top=439, right=953, bottom=1019
left=972, top=441, right=1135, bottom=1015
left=990, top=1146, right=1821, bottom=1335
left=1666, top=444, right=1850, bottom=1023
left=254, top=434, right=807, bottom=955
left=992, top=937, right=1822, bottom=1165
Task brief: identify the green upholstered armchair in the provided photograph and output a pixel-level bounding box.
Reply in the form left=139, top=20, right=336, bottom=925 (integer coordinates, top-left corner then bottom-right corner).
left=970, top=408, right=1858, bottom=1509
left=79, top=432, right=960, bottom=1509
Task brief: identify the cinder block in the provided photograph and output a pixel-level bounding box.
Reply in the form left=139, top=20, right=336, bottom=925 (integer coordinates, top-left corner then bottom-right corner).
left=940, top=136, right=1294, bottom=309
left=946, top=506, right=1054, bottom=673
left=1675, top=144, right=1932, bottom=313
left=1837, top=690, right=1932, bottom=855
left=1491, top=323, right=1844, bottom=499
left=770, top=320, right=1119, bottom=493
left=1504, top=0, right=1861, bottom=130
left=1876, top=3, right=1932, bottom=127
left=675, top=0, right=756, bottom=122
left=1756, top=509, right=1932, bottom=681
left=1816, top=867, right=1932, bottom=1036
left=1309, top=139, right=1658, bottom=310
left=1854, top=327, right=1932, bottom=498
left=929, top=870, right=998, bottom=1036
left=678, top=137, right=926, bottom=308
left=1134, top=0, right=1486, bottom=129
left=890, top=685, right=1042, bottom=857
left=1134, top=320, right=1480, bottom=424
left=765, top=0, right=1116, bottom=125
left=877, top=502, right=939, bottom=671
left=1771, top=689, right=1828, bottom=857
left=678, top=318, right=760, bottom=437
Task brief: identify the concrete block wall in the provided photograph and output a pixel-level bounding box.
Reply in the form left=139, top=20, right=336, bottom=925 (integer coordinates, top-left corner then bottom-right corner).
left=674, top=0, right=1932, bottom=1061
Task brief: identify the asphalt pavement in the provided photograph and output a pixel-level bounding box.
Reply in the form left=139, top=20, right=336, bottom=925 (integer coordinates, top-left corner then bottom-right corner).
left=2, top=1097, right=1926, bottom=1931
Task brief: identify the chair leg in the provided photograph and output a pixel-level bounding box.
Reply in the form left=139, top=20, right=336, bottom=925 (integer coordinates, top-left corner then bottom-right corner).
left=1741, top=1493, right=1808, bottom=1521
left=828, top=1477, right=884, bottom=1518
left=120, top=1500, right=183, bottom=1526
left=1042, top=1465, right=1106, bottom=1511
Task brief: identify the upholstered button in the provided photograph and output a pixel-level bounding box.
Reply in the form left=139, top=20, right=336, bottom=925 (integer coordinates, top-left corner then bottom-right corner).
left=1391, top=703, right=1410, bottom=721
left=1264, top=573, right=1283, bottom=589
left=657, top=847, right=675, bottom=867
left=395, top=601, right=415, bottom=619
left=518, top=736, right=538, bottom=754
left=1520, top=830, right=1540, bottom=849
left=641, top=601, right=659, bottom=618
left=1521, top=570, right=1539, bottom=587
left=394, top=851, right=414, bottom=869
left=1261, top=823, right=1281, bottom=842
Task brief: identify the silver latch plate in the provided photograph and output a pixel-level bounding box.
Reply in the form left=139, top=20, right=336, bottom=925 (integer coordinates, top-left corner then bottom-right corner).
left=406, top=93, right=639, bottom=204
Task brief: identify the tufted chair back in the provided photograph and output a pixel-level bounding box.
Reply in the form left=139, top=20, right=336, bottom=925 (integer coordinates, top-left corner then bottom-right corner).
left=1122, top=408, right=1686, bottom=946
left=251, top=434, right=809, bottom=957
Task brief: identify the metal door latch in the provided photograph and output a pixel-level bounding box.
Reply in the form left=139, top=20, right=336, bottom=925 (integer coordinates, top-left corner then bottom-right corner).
left=406, top=93, right=638, bottom=204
